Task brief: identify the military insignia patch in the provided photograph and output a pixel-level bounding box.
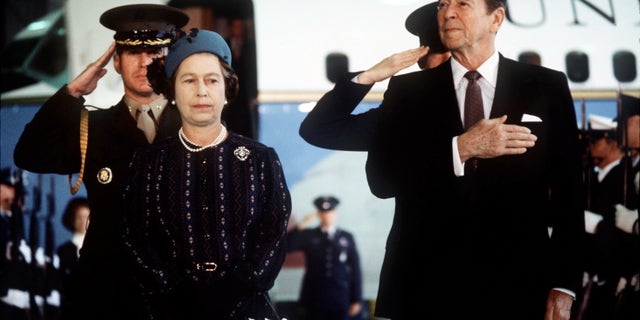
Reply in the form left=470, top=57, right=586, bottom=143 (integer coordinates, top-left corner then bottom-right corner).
left=97, top=167, right=113, bottom=184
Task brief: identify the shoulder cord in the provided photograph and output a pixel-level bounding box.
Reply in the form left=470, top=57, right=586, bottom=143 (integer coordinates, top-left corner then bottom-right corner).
left=69, top=108, right=88, bottom=195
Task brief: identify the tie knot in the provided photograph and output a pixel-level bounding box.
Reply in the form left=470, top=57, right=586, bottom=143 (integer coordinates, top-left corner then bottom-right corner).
left=465, top=70, right=482, bottom=82
left=139, top=104, right=151, bottom=113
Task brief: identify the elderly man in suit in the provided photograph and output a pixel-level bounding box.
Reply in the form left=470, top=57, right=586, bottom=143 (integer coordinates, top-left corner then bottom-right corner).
left=301, top=0, right=584, bottom=319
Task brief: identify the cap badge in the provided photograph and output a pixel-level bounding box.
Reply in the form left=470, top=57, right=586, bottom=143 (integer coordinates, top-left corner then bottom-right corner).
left=116, top=37, right=172, bottom=48
left=97, top=167, right=113, bottom=184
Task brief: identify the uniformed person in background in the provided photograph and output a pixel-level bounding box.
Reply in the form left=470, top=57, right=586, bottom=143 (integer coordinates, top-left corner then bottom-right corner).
left=610, top=93, right=640, bottom=320
left=1, top=167, right=62, bottom=319
left=613, top=94, right=640, bottom=238
left=0, top=167, right=29, bottom=320
left=287, top=196, right=363, bottom=320
left=577, top=110, right=639, bottom=320
left=55, top=196, right=90, bottom=316
left=13, top=4, right=189, bottom=320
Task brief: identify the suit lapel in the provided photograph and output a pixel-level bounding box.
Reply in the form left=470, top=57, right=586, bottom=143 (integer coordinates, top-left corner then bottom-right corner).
left=429, top=61, right=464, bottom=133
left=491, top=55, right=536, bottom=125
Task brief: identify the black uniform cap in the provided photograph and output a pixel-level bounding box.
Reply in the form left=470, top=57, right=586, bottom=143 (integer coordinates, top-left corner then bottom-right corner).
left=589, top=129, right=618, bottom=142
left=100, top=4, right=189, bottom=49
left=313, top=196, right=340, bottom=212
left=405, top=2, right=447, bottom=53
left=0, top=167, right=14, bottom=187
left=615, top=94, right=640, bottom=144
left=616, top=94, right=640, bottom=121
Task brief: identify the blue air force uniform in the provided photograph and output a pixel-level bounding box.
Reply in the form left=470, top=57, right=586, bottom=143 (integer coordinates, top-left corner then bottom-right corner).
left=287, top=196, right=363, bottom=320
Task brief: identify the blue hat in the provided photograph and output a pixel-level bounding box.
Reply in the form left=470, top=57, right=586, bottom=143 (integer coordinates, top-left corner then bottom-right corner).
left=0, top=167, right=14, bottom=186
left=164, top=29, right=232, bottom=77
left=313, top=196, right=340, bottom=212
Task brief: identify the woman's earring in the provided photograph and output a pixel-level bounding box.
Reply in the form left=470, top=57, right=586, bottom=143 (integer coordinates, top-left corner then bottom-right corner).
left=171, top=100, right=176, bottom=105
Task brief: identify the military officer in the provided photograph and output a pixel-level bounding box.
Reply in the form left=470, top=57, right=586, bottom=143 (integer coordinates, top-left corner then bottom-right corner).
left=13, top=4, right=189, bottom=320
left=0, top=167, right=29, bottom=320
left=287, top=196, right=363, bottom=320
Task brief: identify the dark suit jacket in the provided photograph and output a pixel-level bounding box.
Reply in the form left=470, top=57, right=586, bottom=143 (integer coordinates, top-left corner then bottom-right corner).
left=13, top=86, right=181, bottom=320
left=364, top=55, right=585, bottom=319
left=299, top=75, right=377, bottom=151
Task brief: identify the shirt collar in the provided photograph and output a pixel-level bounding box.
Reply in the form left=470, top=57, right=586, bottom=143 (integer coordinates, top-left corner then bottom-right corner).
left=124, top=96, right=168, bottom=119
left=596, top=157, right=622, bottom=182
left=321, top=226, right=336, bottom=235
left=72, top=233, right=85, bottom=249
left=451, top=50, right=500, bottom=90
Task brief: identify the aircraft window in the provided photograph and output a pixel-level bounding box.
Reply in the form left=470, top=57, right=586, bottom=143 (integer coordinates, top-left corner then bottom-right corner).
left=612, top=50, right=636, bottom=82
left=326, top=52, right=349, bottom=83
left=566, top=51, right=589, bottom=83
left=518, top=51, right=541, bottom=66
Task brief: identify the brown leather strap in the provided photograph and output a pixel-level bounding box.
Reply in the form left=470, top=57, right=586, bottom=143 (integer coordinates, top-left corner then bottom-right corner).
left=69, top=108, right=89, bottom=195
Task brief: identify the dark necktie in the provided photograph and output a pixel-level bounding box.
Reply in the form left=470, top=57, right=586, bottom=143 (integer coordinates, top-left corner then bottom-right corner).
left=464, top=71, right=483, bottom=175
left=464, top=71, right=484, bottom=130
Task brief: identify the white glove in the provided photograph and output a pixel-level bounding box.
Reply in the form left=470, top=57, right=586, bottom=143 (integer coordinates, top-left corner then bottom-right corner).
left=0, top=288, right=30, bottom=309
left=584, top=210, right=603, bottom=234
left=615, top=204, right=638, bottom=234
left=18, top=239, right=31, bottom=263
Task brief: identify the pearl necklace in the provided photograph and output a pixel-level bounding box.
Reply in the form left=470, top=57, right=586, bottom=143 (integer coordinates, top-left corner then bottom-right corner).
left=178, top=125, right=227, bottom=152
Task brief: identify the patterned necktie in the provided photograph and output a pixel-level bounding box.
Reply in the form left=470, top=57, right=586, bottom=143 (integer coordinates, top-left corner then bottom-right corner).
left=464, top=71, right=484, bottom=130
left=137, top=104, right=157, bottom=143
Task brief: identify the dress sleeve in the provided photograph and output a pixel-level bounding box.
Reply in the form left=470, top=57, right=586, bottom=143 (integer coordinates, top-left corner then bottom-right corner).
left=243, top=147, right=292, bottom=293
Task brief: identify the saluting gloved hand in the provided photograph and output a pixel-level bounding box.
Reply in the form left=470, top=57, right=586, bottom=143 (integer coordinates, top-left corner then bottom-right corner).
left=614, top=204, right=638, bottom=234
left=584, top=210, right=603, bottom=234
left=616, top=277, right=628, bottom=296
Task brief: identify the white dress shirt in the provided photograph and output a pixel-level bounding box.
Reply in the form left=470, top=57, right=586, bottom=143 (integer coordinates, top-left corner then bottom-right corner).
left=451, top=51, right=500, bottom=176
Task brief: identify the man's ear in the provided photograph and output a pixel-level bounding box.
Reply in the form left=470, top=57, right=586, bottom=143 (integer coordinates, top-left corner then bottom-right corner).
left=112, top=54, right=122, bottom=75
left=491, top=7, right=505, bottom=33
